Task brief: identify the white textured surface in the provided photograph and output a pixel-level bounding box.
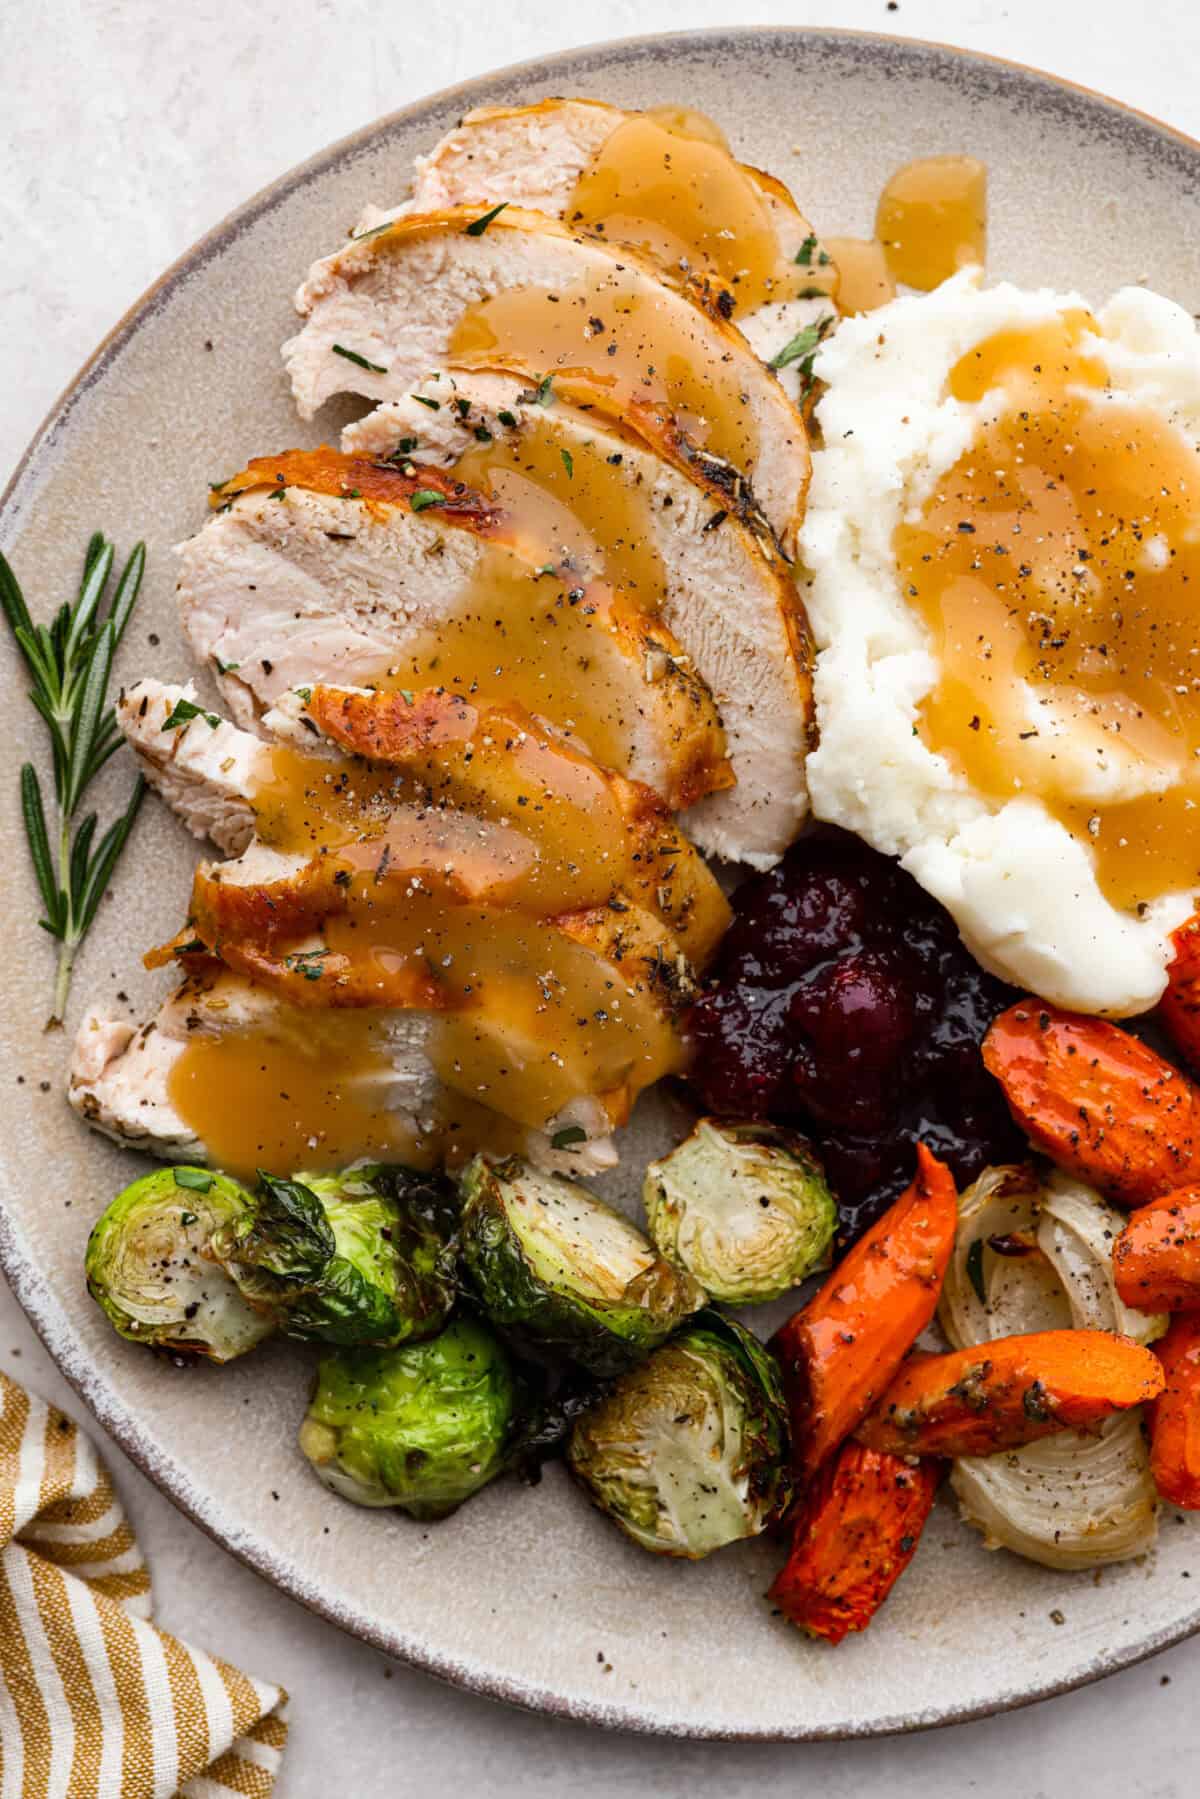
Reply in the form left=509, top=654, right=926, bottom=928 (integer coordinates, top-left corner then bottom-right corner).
left=1, top=1, right=1199, bottom=1791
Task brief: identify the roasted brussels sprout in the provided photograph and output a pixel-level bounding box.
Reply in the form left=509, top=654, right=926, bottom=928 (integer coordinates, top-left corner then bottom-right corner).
left=568, top=1313, right=792, bottom=1556
left=212, top=1165, right=457, bottom=1347
left=299, top=1317, right=517, bottom=1517
left=459, top=1155, right=704, bottom=1375
left=643, top=1119, right=836, bottom=1303
left=85, top=1167, right=275, bottom=1362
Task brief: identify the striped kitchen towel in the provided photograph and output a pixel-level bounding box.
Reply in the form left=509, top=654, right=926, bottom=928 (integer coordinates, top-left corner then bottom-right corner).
left=0, top=1373, right=288, bottom=1797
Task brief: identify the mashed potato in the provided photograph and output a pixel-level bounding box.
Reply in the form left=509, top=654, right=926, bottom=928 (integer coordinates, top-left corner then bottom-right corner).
left=800, top=271, right=1200, bottom=1015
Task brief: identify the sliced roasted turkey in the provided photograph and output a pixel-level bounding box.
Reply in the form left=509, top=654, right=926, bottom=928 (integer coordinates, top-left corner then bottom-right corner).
left=69, top=971, right=620, bottom=1177
left=282, top=206, right=810, bottom=552
left=342, top=371, right=814, bottom=865
left=88, top=677, right=725, bottom=1163
left=358, top=97, right=839, bottom=402
left=119, top=677, right=729, bottom=966
left=178, top=450, right=731, bottom=824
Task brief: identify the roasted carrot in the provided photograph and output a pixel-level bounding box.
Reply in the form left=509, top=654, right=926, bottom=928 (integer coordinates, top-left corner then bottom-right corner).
left=770, top=1143, right=958, bottom=1479
left=1160, top=914, right=1200, bottom=1077
left=1113, top=1187, right=1200, bottom=1312
left=854, top=1329, right=1164, bottom=1457
left=982, top=1002, right=1200, bottom=1206
left=1149, top=1313, right=1200, bottom=1510
left=768, top=1441, right=941, bottom=1645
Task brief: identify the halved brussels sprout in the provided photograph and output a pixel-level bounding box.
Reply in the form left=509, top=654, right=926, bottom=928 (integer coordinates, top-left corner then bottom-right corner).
left=459, top=1156, right=704, bottom=1375
left=643, top=1119, right=835, bottom=1303
left=85, top=1167, right=275, bottom=1362
left=299, top=1316, right=517, bottom=1517
left=939, top=1163, right=1164, bottom=1569
left=567, top=1313, right=792, bottom=1557
left=212, top=1165, right=457, bottom=1347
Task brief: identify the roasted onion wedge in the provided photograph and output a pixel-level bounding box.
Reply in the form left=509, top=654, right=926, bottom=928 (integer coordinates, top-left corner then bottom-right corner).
left=939, top=1164, right=1168, bottom=1352
left=952, top=1414, right=1158, bottom=1571
left=940, top=1163, right=1165, bottom=1570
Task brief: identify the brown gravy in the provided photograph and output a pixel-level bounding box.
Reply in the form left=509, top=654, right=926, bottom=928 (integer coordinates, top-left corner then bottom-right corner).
left=875, top=155, right=987, bottom=292
left=897, top=312, right=1200, bottom=912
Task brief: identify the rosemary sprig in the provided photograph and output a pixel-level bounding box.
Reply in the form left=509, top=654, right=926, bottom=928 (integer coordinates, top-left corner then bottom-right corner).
left=1, top=533, right=147, bottom=1024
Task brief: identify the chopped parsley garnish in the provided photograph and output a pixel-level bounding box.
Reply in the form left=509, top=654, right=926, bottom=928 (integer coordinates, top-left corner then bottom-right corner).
left=162, top=697, right=220, bottom=731
left=560, top=449, right=574, bottom=479
left=769, top=316, right=832, bottom=371
left=534, top=374, right=554, bottom=406
left=497, top=409, right=517, bottom=428
left=284, top=948, right=331, bottom=982
left=794, top=233, right=818, bottom=267
left=332, top=343, right=389, bottom=374
left=410, top=490, right=443, bottom=513
left=768, top=314, right=836, bottom=403
left=464, top=201, right=509, bottom=236
left=174, top=1168, right=213, bottom=1193
left=214, top=657, right=240, bottom=675
left=412, top=394, right=441, bottom=411
left=550, top=1125, right=587, bottom=1150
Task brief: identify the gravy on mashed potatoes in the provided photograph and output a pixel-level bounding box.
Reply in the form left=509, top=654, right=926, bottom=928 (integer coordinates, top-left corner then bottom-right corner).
left=801, top=271, right=1200, bottom=1015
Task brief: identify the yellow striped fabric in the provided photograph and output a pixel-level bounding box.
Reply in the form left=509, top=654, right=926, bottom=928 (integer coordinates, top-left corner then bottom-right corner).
left=0, top=1375, right=288, bottom=1798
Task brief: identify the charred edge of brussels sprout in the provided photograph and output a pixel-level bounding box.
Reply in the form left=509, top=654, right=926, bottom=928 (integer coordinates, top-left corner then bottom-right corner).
left=685, top=1311, right=793, bottom=1523
left=459, top=1157, right=703, bottom=1376
left=504, top=1363, right=612, bottom=1484
left=212, top=1166, right=460, bottom=1348
left=363, top=1163, right=462, bottom=1241
left=212, top=1172, right=334, bottom=1304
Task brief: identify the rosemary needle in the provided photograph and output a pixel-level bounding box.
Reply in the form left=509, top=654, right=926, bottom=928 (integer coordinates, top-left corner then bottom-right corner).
left=1, top=533, right=147, bottom=1024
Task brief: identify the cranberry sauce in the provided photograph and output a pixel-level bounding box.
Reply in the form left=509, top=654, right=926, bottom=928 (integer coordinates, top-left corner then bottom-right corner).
left=686, top=827, right=1022, bottom=1241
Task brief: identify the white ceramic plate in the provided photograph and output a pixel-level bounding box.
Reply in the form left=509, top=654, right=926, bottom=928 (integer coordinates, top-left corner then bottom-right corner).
left=2, top=27, right=1199, bottom=1739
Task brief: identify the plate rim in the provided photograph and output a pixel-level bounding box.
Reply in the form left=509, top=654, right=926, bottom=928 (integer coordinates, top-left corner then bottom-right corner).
left=2, top=22, right=1199, bottom=1740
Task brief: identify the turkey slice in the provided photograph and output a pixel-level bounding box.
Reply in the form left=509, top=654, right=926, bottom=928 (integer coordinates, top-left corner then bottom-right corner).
left=364, top=97, right=839, bottom=404
left=178, top=450, right=731, bottom=819
left=282, top=206, right=810, bottom=553
left=343, top=370, right=815, bottom=865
